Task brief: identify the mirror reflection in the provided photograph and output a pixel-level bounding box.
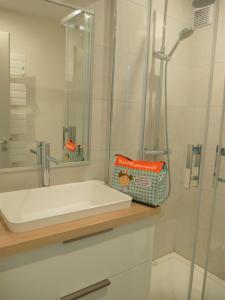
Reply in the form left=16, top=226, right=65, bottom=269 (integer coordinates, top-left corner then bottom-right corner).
left=0, top=0, right=94, bottom=169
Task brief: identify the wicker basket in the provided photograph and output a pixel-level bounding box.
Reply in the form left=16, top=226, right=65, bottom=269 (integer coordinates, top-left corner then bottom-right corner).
left=112, top=155, right=168, bottom=207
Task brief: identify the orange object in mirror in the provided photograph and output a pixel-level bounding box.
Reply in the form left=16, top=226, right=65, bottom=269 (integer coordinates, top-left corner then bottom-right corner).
left=65, top=140, right=76, bottom=152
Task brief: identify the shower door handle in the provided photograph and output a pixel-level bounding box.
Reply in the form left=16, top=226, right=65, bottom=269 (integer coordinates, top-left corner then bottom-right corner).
left=184, top=144, right=202, bottom=189
left=213, top=145, right=225, bottom=187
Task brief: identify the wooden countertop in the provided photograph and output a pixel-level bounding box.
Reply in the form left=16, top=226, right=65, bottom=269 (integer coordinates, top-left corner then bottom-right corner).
left=0, top=203, right=160, bottom=259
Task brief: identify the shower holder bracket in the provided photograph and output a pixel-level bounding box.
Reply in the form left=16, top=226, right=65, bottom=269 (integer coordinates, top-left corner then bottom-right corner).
left=154, top=50, right=171, bottom=61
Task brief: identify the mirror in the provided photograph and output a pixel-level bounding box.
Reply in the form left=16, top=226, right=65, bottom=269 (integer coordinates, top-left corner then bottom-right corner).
left=0, top=0, right=94, bottom=170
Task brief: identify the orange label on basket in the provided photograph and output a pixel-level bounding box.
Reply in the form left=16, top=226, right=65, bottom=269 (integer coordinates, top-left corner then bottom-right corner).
left=115, top=155, right=165, bottom=173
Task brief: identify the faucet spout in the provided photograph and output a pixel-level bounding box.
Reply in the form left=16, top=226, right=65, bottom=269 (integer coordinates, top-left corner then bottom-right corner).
left=30, top=141, right=59, bottom=187
left=41, top=142, right=59, bottom=187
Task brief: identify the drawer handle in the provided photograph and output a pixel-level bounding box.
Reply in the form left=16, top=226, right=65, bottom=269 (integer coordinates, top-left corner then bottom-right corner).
left=60, top=279, right=111, bottom=300
left=63, top=228, right=113, bottom=244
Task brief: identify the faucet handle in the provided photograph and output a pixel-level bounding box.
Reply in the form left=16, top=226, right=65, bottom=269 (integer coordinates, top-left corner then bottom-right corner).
left=30, top=140, right=43, bottom=154
left=30, top=149, right=38, bottom=155
left=30, top=140, right=43, bottom=164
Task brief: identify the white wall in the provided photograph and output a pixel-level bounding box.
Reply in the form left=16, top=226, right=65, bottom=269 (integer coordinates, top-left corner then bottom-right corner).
left=109, top=0, right=148, bottom=177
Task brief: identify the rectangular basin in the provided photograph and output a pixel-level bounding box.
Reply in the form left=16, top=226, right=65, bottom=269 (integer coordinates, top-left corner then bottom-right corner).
left=0, top=181, right=132, bottom=232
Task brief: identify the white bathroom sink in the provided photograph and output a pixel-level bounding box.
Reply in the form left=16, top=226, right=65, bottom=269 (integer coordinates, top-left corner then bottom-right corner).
left=0, top=181, right=132, bottom=232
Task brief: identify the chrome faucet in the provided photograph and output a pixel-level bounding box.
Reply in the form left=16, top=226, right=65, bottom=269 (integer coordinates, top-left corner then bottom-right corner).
left=30, top=141, right=59, bottom=187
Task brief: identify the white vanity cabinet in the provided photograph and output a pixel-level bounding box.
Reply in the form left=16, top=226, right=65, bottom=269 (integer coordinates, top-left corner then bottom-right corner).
left=0, top=218, right=155, bottom=300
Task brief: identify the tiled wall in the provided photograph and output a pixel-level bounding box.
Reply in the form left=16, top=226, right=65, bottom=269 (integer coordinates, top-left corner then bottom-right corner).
left=0, top=0, right=112, bottom=192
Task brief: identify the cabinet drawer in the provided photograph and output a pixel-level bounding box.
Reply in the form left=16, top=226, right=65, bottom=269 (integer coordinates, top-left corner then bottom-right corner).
left=0, top=245, right=61, bottom=300
left=58, top=218, right=154, bottom=297
left=0, top=218, right=155, bottom=300
left=60, top=262, right=151, bottom=300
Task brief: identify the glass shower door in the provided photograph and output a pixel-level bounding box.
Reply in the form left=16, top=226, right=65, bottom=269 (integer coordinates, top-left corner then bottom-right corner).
left=203, top=129, right=225, bottom=299
left=202, top=78, right=225, bottom=299
left=191, top=1, right=225, bottom=299
left=147, top=0, right=219, bottom=300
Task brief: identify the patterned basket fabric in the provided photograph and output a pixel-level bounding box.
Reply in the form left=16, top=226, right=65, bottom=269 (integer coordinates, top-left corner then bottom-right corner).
left=112, top=155, right=168, bottom=207
left=68, top=145, right=85, bottom=162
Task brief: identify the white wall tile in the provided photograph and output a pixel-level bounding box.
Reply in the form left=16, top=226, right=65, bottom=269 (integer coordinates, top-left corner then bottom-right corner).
left=111, top=100, right=143, bottom=150
left=113, top=50, right=145, bottom=103
left=94, top=0, right=112, bottom=47
left=92, top=45, right=111, bottom=100
left=211, top=62, right=225, bottom=107
left=116, top=0, right=147, bottom=55
left=91, top=99, right=110, bottom=150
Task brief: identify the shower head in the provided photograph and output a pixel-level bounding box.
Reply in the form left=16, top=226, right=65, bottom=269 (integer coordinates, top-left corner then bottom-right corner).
left=154, top=26, right=194, bottom=61
left=167, top=27, right=194, bottom=57
left=178, top=27, right=194, bottom=40
left=192, top=0, right=215, bottom=8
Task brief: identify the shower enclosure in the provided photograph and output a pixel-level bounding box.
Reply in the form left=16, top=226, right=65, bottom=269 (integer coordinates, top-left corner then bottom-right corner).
left=109, top=0, right=225, bottom=299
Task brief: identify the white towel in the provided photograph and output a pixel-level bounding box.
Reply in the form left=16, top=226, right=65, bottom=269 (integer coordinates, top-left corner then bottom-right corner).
left=10, top=68, right=24, bottom=76
left=10, top=120, right=26, bottom=134
left=11, top=91, right=26, bottom=99
left=10, top=53, right=25, bottom=62
left=10, top=110, right=27, bottom=134
left=10, top=141, right=27, bottom=162
left=10, top=83, right=26, bottom=91
left=10, top=84, right=27, bottom=106
left=10, top=53, right=26, bottom=76
left=10, top=98, right=26, bottom=106
left=10, top=110, right=26, bottom=120
left=11, top=60, right=25, bottom=69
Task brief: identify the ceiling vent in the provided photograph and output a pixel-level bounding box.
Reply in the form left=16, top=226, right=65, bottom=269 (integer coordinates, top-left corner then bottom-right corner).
left=193, top=5, right=214, bottom=28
